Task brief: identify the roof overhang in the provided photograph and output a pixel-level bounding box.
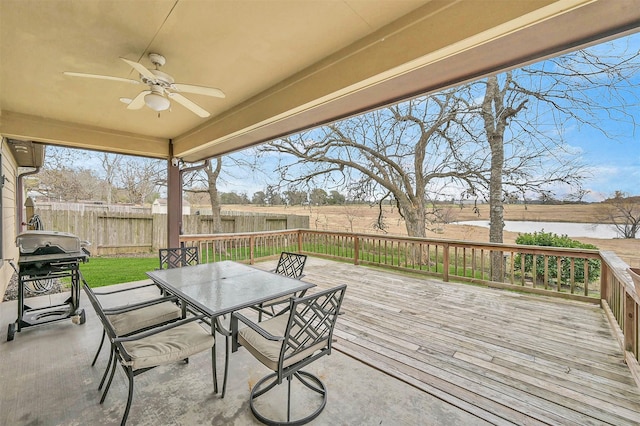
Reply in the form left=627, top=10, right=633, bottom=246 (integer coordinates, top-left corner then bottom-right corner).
left=5, top=139, right=44, bottom=168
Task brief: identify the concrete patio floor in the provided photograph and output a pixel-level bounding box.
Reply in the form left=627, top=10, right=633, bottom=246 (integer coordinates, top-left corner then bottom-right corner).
left=0, top=275, right=485, bottom=425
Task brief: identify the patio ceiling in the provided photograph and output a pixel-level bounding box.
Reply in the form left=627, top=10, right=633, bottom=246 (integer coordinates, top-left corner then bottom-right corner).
left=1, top=0, right=640, bottom=163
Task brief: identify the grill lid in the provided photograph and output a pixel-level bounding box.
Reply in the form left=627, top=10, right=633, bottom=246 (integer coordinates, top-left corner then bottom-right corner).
left=16, top=231, right=83, bottom=255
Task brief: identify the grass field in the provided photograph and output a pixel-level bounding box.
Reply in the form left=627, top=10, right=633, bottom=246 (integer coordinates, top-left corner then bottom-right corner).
left=79, top=257, right=158, bottom=287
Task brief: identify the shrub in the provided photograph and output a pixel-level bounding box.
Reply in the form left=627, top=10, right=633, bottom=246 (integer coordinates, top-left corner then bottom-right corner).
left=515, top=231, right=600, bottom=284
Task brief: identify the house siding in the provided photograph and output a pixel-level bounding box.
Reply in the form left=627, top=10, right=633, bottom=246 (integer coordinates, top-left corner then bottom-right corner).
left=1, top=140, right=19, bottom=296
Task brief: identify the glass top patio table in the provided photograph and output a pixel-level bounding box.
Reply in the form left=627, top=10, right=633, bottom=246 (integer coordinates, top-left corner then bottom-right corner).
left=146, top=260, right=315, bottom=317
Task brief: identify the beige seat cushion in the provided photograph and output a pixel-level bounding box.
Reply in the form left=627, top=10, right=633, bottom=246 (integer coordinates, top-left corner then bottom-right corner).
left=109, top=302, right=182, bottom=336
left=238, top=314, right=326, bottom=371
left=121, top=321, right=214, bottom=371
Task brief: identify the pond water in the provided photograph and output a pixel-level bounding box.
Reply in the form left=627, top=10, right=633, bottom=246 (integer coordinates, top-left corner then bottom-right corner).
left=455, top=220, right=623, bottom=239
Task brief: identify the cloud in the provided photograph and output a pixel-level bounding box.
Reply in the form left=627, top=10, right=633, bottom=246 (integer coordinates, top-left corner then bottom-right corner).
left=584, top=164, right=640, bottom=197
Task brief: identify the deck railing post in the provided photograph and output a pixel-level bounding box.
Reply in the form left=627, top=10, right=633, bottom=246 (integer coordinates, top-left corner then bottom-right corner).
left=297, top=230, right=303, bottom=253
left=601, top=259, right=609, bottom=302
left=624, top=291, right=637, bottom=357
left=354, top=235, right=360, bottom=266
left=443, top=243, right=449, bottom=282
left=249, top=235, right=255, bottom=264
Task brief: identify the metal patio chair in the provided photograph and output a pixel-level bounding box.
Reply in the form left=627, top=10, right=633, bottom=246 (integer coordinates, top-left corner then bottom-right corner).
left=273, top=251, right=307, bottom=279
left=158, top=246, right=199, bottom=269
left=89, top=282, right=181, bottom=370
left=232, top=284, right=347, bottom=425
left=256, top=252, right=308, bottom=321
left=88, top=246, right=201, bottom=368
left=84, top=279, right=220, bottom=426
left=89, top=289, right=183, bottom=392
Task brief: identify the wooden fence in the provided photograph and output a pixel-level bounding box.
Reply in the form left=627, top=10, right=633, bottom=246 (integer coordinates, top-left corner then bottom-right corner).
left=33, top=209, right=309, bottom=255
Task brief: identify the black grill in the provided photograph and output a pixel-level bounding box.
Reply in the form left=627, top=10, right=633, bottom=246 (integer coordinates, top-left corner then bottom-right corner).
left=7, top=231, right=90, bottom=341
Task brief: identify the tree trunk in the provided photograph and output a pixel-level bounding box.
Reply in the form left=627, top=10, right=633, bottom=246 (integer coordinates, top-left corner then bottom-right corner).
left=489, top=134, right=505, bottom=282
left=483, top=76, right=506, bottom=282
left=399, top=198, right=428, bottom=267
left=401, top=200, right=427, bottom=238
left=205, top=159, right=226, bottom=254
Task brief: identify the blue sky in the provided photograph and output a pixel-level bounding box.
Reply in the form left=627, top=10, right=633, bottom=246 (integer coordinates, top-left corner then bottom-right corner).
left=557, top=32, right=640, bottom=201
left=567, top=125, right=640, bottom=201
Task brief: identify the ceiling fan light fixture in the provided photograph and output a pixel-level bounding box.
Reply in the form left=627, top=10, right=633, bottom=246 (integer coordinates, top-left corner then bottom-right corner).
left=144, top=92, right=170, bottom=111
left=65, top=53, right=222, bottom=117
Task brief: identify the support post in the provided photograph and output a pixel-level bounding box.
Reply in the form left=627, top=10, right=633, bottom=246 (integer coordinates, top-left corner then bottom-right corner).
left=167, top=155, right=181, bottom=249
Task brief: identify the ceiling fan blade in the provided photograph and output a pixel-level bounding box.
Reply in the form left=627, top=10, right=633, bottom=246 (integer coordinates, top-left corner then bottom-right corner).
left=63, top=72, right=140, bottom=85
left=168, top=93, right=211, bottom=118
left=127, top=90, right=151, bottom=110
left=172, top=83, right=225, bottom=98
left=120, top=57, right=156, bottom=81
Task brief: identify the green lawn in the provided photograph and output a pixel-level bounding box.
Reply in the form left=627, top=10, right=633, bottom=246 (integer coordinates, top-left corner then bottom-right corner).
left=79, top=257, right=158, bottom=288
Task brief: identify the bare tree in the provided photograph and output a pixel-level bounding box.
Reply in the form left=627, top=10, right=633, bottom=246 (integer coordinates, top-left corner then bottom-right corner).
left=598, top=191, right=640, bottom=238
left=284, top=190, right=307, bottom=206
left=262, top=90, right=477, bottom=238
left=39, top=146, right=165, bottom=205
left=474, top=41, right=640, bottom=279
left=43, top=145, right=86, bottom=171
left=183, top=148, right=265, bottom=231
left=341, top=203, right=359, bottom=232
left=476, top=72, right=588, bottom=279
left=204, top=158, right=224, bottom=233
left=99, top=153, right=122, bottom=204
left=117, top=157, right=164, bottom=204
left=39, top=147, right=102, bottom=201
left=181, top=158, right=230, bottom=255
left=252, top=191, right=267, bottom=205
left=38, top=167, right=102, bottom=201
left=265, top=185, right=284, bottom=205
left=184, top=188, right=210, bottom=206
left=263, top=38, right=640, bottom=280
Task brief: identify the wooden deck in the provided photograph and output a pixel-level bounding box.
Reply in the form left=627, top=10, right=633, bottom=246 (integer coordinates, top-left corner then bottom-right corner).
left=278, top=257, right=640, bottom=426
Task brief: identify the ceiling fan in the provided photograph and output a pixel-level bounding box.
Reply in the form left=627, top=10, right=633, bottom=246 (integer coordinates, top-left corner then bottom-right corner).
left=63, top=53, right=225, bottom=118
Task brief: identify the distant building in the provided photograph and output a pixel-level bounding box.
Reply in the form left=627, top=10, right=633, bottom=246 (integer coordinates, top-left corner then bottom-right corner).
left=152, top=198, right=191, bottom=215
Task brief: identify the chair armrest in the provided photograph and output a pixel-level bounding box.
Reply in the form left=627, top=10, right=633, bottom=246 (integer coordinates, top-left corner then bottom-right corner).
left=93, top=282, right=161, bottom=296
left=113, top=314, right=206, bottom=343
left=214, top=316, right=231, bottom=337
left=103, top=295, right=179, bottom=315
left=261, top=288, right=308, bottom=309
left=231, top=312, right=284, bottom=353
left=232, top=312, right=284, bottom=341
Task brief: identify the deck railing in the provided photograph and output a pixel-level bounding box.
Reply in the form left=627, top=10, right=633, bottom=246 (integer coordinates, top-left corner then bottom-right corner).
left=180, top=228, right=640, bottom=385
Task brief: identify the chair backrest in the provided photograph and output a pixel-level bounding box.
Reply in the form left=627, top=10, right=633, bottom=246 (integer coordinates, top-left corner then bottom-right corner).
left=274, top=252, right=307, bottom=279
left=278, top=284, right=346, bottom=375
left=159, top=247, right=199, bottom=269
left=82, top=278, right=119, bottom=340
